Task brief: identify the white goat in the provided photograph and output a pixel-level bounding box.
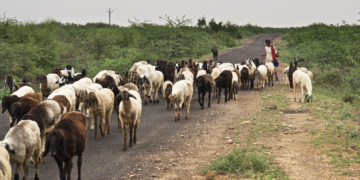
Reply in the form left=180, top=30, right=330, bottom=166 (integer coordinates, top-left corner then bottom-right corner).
left=211, top=67, right=221, bottom=98
left=117, top=90, right=142, bottom=151
left=265, top=61, right=275, bottom=87
left=196, top=70, right=207, bottom=79
left=307, top=71, right=314, bottom=83
left=87, top=89, right=114, bottom=139
left=254, top=65, right=268, bottom=89
left=10, top=86, right=35, bottom=98
left=245, top=58, right=256, bottom=88
left=169, top=80, right=193, bottom=121
left=231, top=72, right=239, bottom=100
left=0, top=146, right=11, bottom=180
left=129, top=61, right=147, bottom=72
left=283, top=66, right=290, bottom=85
left=139, top=70, right=164, bottom=105
left=38, top=73, right=60, bottom=100
left=0, top=120, right=41, bottom=180
left=293, top=70, right=313, bottom=103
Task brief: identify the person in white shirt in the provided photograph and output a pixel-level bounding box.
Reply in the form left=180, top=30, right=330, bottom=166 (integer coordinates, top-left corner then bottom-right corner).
left=259, top=39, right=278, bottom=81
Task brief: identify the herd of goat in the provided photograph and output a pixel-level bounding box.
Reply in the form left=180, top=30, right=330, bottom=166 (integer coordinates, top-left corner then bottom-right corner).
left=0, top=56, right=314, bottom=180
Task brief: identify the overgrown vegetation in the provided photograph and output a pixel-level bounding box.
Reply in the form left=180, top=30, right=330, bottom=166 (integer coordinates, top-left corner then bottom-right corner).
left=0, top=15, right=291, bottom=97
left=202, top=148, right=289, bottom=179
left=278, top=22, right=360, bottom=106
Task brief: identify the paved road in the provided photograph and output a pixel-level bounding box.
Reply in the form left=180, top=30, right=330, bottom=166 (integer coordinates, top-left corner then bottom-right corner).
left=0, top=34, right=282, bottom=180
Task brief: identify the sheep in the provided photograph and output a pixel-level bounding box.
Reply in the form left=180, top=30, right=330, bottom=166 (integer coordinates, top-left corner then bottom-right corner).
left=307, top=71, right=315, bottom=83
left=196, top=62, right=203, bottom=72
left=196, top=74, right=213, bottom=109
left=169, top=80, right=193, bottom=121
left=240, top=66, right=249, bottom=90
left=138, top=70, right=164, bottom=105
left=265, top=60, right=275, bottom=87
left=245, top=58, right=256, bottom=89
left=92, top=70, right=120, bottom=86
left=215, top=70, right=232, bottom=104
left=298, top=67, right=308, bottom=73
left=211, top=48, right=218, bottom=60
left=254, top=65, right=268, bottom=90
left=52, top=67, right=67, bottom=77
left=87, top=89, right=114, bottom=139
left=163, top=64, right=175, bottom=83
left=293, top=70, right=313, bottom=103
left=0, top=120, right=41, bottom=180
left=231, top=72, right=239, bottom=100
left=129, top=61, right=147, bottom=72
left=211, top=67, right=221, bottom=98
left=21, top=100, right=62, bottom=163
left=43, top=111, right=87, bottom=180
left=8, top=93, right=41, bottom=127
left=0, top=146, right=11, bottom=180
left=119, top=71, right=129, bottom=86
left=2, top=87, right=35, bottom=124
left=162, top=81, right=173, bottom=110
left=48, top=89, right=77, bottom=115
left=196, top=70, right=207, bottom=79
left=38, top=73, right=60, bottom=100
left=283, top=66, right=290, bottom=85
left=64, top=65, right=75, bottom=79
left=95, top=75, right=116, bottom=88
left=115, top=90, right=142, bottom=151
left=78, top=83, right=102, bottom=119
left=73, top=69, right=87, bottom=81
left=232, top=69, right=241, bottom=90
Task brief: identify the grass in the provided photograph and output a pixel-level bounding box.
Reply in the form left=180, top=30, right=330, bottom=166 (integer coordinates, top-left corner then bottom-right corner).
left=277, top=41, right=360, bottom=176
left=202, top=148, right=289, bottom=180
left=202, top=82, right=291, bottom=179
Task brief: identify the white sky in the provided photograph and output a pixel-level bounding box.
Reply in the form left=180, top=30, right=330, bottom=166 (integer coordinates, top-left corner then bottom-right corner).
left=1, top=0, right=359, bottom=27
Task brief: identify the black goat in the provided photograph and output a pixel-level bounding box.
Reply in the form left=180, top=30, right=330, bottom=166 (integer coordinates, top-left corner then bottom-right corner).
left=196, top=74, right=213, bottom=109
left=240, top=67, right=249, bottom=90
left=215, top=70, right=232, bottom=104
left=43, top=112, right=88, bottom=180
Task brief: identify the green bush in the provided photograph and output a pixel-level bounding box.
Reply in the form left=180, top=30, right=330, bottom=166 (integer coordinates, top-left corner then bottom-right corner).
left=202, top=149, right=288, bottom=179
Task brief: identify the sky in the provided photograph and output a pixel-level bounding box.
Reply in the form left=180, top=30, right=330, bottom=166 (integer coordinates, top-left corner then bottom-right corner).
left=1, top=0, right=359, bottom=27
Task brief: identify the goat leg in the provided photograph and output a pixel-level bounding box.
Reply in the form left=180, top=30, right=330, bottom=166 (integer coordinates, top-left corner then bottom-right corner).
left=54, top=157, right=63, bottom=179
left=133, top=122, right=138, bottom=144
left=99, top=115, right=105, bottom=137
left=208, top=91, right=211, bottom=107
left=174, top=103, right=178, bottom=121
left=129, top=123, right=134, bottom=147
left=67, top=161, right=73, bottom=180
left=22, top=161, right=28, bottom=180
left=77, top=154, right=83, bottom=180
left=122, top=125, right=128, bottom=151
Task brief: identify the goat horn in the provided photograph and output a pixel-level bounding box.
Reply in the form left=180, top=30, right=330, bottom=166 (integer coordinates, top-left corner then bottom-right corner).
left=244, top=54, right=247, bottom=59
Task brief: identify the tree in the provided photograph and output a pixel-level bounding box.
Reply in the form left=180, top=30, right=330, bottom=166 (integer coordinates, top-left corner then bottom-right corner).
left=197, top=16, right=207, bottom=28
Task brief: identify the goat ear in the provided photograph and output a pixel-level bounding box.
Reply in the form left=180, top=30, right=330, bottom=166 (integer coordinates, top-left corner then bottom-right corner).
left=62, top=136, right=70, bottom=158
left=5, top=144, right=15, bottom=154
left=128, top=94, right=137, bottom=100
left=115, top=94, right=122, bottom=102
left=42, top=140, right=50, bottom=157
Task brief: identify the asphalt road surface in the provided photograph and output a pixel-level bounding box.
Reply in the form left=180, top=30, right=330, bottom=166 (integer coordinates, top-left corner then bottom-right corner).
left=0, top=34, right=282, bottom=180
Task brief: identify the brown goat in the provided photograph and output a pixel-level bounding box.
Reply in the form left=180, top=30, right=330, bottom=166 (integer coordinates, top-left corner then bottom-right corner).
left=43, top=111, right=88, bottom=180
left=288, top=62, right=298, bottom=89
left=51, top=95, right=71, bottom=115
left=119, top=72, right=129, bottom=86
left=8, top=93, right=41, bottom=127
left=95, top=75, right=115, bottom=88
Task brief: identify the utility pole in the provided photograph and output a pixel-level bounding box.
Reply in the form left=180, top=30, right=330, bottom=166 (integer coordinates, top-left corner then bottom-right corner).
left=107, top=8, right=113, bottom=28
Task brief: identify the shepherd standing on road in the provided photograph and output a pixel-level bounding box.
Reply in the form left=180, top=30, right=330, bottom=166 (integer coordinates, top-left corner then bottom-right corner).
left=259, top=39, right=279, bottom=81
